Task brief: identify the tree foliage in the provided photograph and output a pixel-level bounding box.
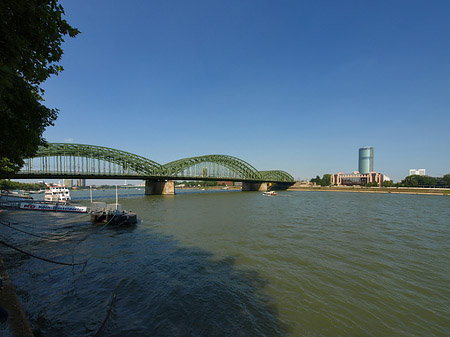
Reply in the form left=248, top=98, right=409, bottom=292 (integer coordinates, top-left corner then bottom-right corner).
left=443, top=174, right=450, bottom=186
left=311, top=174, right=331, bottom=186
left=399, top=175, right=437, bottom=187
left=0, top=0, right=79, bottom=176
left=0, top=179, right=46, bottom=191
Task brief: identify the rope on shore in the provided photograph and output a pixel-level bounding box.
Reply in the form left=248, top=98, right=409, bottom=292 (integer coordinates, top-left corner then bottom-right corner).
left=0, top=221, right=85, bottom=242
left=1, top=211, right=120, bottom=269
left=0, top=239, right=87, bottom=267
left=0, top=213, right=89, bottom=231
left=94, top=289, right=117, bottom=337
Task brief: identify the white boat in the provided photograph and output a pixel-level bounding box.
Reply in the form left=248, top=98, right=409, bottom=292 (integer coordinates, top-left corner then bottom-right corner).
left=263, top=191, right=278, bottom=196
left=45, top=184, right=71, bottom=202
left=20, top=202, right=88, bottom=213
left=0, top=192, right=33, bottom=202
left=28, top=190, right=45, bottom=194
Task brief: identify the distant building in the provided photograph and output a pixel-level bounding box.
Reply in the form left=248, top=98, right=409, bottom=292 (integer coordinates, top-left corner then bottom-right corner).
left=331, top=171, right=384, bottom=186
left=331, top=147, right=386, bottom=186
left=409, top=169, right=426, bottom=176
left=76, top=179, right=86, bottom=187
left=64, top=179, right=73, bottom=188
left=358, top=147, right=374, bottom=174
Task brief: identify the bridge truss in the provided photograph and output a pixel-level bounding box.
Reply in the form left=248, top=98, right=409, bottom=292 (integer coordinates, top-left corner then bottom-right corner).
left=18, top=143, right=294, bottom=183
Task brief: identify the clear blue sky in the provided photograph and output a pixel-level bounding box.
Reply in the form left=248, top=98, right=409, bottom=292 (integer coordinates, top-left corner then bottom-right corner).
left=39, top=0, right=450, bottom=182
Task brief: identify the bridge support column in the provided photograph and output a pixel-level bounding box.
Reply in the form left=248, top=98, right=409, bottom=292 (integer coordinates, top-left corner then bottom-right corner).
left=242, top=182, right=268, bottom=192
left=145, top=180, right=175, bottom=195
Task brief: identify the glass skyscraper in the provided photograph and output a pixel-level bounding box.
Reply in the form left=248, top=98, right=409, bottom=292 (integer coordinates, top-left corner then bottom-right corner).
left=358, top=147, right=374, bottom=174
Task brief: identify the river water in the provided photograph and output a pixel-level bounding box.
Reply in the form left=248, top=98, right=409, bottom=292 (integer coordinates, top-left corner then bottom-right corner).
left=0, top=189, right=449, bottom=336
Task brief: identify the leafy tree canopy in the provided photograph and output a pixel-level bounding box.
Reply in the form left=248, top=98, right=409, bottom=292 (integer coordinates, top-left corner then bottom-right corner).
left=0, top=179, right=46, bottom=191
left=399, top=175, right=437, bottom=187
left=442, top=174, right=450, bottom=186
left=382, top=180, right=394, bottom=187
left=311, top=174, right=331, bottom=186
left=0, top=0, right=79, bottom=176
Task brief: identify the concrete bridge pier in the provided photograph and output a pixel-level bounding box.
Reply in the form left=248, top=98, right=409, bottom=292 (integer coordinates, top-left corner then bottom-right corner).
left=242, top=182, right=268, bottom=192
left=145, top=180, right=175, bottom=195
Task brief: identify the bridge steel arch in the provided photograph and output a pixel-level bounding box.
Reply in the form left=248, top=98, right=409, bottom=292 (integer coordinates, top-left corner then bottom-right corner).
left=162, top=155, right=263, bottom=181
left=260, top=170, right=295, bottom=182
left=24, top=143, right=162, bottom=177
left=15, top=143, right=295, bottom=194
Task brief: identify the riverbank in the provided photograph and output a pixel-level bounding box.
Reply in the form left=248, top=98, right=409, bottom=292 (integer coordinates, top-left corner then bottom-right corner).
left=0, top=256, right=34, bottom=337
left=288, top=185, right=450, bottom=196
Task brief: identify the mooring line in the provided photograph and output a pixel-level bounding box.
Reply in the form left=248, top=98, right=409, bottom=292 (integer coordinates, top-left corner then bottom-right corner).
left=0, top=240, right=87, bottom=267
left=94, top=289, right=117, bottom=337
left=0, top=221, right=84, bottom=241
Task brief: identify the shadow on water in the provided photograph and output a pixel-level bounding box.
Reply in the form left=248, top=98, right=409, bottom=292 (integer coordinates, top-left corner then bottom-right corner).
left=2, top=221, right=290, bottom=337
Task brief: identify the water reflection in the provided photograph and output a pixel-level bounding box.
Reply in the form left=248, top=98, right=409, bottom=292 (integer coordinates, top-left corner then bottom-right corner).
left=1, top=211, right=288, bottom=337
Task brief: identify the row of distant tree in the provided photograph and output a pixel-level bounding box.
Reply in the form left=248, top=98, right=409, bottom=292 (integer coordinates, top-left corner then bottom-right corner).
left=0, top=179, right=46, bottom=191
left=310, top=174, right=450, bottom=188
left=310, top=174, right=331, bottom=186
left=395, top=174, right=450, bottom=188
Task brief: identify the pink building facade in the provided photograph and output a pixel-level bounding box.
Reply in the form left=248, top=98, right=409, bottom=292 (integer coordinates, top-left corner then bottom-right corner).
left=331, top=171, right=384, bottom=186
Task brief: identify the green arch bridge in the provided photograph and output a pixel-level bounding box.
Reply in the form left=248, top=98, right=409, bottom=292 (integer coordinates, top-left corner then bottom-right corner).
left=16, top=143, right=295, bottom=194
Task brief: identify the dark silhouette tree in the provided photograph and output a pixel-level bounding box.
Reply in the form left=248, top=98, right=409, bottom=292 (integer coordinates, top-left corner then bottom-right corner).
left=0, top=0, right=79, bottom=176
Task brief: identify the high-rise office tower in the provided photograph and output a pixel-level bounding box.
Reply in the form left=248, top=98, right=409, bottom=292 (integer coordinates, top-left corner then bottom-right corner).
left=358, top=147, right=374, bottom=174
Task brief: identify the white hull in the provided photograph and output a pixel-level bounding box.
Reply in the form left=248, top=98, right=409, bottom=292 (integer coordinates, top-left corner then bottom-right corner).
left=20, top=202, right=88, bottom=213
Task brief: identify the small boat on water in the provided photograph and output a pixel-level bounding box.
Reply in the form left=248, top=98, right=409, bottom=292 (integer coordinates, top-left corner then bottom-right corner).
left=90, top=202, right=137, bottom=226
left=19, top=184, right=86, bottom=212
left=263, top=191, right=278, bottom=196
left=28, top=190, right=45, bottom=194
left=0, top=192, right=33, bottom=202
left=90, top=186, right=137, bottom=226
left=2, top=185, right=87, bottom=213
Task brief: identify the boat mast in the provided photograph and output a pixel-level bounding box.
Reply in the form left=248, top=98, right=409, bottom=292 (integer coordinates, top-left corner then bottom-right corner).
left=115, top=184, right=118, bottom=209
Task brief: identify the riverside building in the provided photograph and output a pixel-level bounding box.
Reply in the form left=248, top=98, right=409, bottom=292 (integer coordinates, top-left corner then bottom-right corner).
left=409, top=169, right=426, bottom=176
left=330, top=146, right=386, bottom=186
left=330, top=171, right=384, bottom=186
left=76, top=179, right=86, bottom=187
left=63, top=179, right=73, bottom=188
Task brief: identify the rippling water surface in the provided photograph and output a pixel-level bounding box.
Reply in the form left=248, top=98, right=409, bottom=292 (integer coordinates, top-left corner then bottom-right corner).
left=1, top=189, right=449, bottom=336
